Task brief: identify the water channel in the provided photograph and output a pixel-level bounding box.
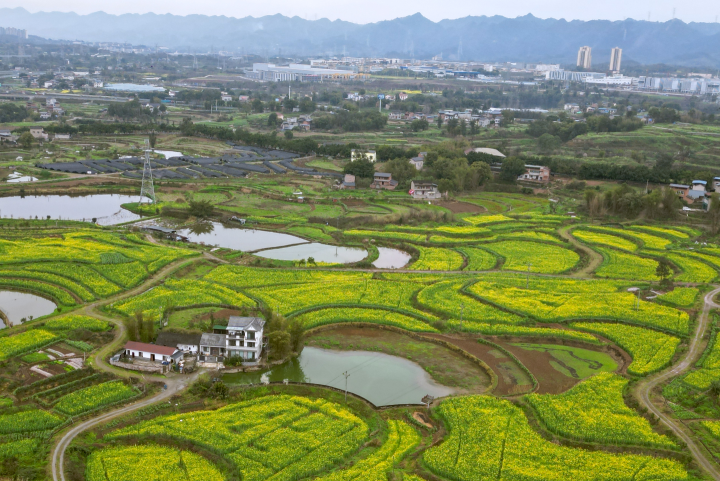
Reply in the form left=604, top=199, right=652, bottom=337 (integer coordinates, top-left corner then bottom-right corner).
left=223, top=347, right=454, bottom=406
left=177, top=222, right=368, bottom=264
left=0, top=291, right=57, bottom=329
left=0, top=194, right=149, bottom=225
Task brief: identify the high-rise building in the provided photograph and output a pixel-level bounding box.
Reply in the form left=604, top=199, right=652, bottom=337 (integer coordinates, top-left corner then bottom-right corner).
left=577, top=46, right=592, bottom=69
left=610, top=47, right=623, bottom=73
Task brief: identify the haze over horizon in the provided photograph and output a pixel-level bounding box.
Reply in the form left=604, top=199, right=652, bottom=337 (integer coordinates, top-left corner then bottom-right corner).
left=2, top=0, right=719, bottom=25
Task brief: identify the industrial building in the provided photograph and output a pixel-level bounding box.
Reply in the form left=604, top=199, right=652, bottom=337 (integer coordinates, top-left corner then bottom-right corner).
left=246, top=63, right=367, bottom=82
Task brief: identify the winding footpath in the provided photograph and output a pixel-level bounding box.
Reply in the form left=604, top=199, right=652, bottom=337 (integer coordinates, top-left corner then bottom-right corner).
left=49, top=256, right=204, bottom=481
left=635, top=285, right=720, bottom=480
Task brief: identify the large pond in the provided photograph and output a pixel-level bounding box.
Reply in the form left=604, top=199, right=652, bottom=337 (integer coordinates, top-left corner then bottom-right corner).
left=223, top=347, right=454, bottom=406
left=104, top=83, right=165, bottom=92
left=0, top=194, right=149, bottom=225
left=177, top=222, right=367, bottom=264
left=258, top=243, right=367, bottom=264
left=0, top=291, right=57, bottom=329
left=373, top=247, right=412, bottom=269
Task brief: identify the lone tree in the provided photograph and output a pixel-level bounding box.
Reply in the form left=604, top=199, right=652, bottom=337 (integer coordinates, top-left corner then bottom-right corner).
left=18, top=132, right=34, bottom=149
left=656, top=259, right=673, bottom=288
left=148, top=132, right=157, bottom=148
left=187, top=200, right=214, bottom=219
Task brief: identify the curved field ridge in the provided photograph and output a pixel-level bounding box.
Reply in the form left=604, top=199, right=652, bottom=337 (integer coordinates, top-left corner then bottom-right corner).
left=570, top=323, right=680, bottom=375
left=423, top=396, right=688, bottom=481
left=526, top=373, right=675, bottom=448
left=85, top=445, right=224, bottom=481
left=105, top=395, right=370, bottom=481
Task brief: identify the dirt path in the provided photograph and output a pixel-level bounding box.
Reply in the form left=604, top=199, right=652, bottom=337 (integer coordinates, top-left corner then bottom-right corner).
left=558, top=226, right=603, bottom=277
left=49, top=256, right=206, bottom=480
left=634, top=285, right=720, bottom=480
left=51, top=371, right=200, bottom=481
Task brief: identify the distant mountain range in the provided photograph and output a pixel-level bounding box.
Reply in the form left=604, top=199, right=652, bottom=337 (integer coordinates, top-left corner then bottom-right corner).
left=3, top=8, right=720, bottom=67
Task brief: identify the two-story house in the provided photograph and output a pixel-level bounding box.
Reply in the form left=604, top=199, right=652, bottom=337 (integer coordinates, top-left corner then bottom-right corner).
left=225, top=316, right=265, bottom=361
left=410, top=180, right=441, bottom=200
left=370, top=172, right=398, bottom=190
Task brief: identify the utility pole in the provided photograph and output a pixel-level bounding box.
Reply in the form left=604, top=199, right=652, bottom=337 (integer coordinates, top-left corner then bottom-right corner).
left=343, top=371, right=350, bottom=402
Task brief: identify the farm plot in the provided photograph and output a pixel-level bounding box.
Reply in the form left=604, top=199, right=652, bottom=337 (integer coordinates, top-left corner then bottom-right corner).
left=423, top=396, right=688, bottom=481
left=594, top=247, right=660, bottom=281
left=570, top=322, right=680, bottom=375
left=448, top=322, right=600, bottom=344
left=86, top=445, right=224, bottom=481
left=0, top=409, right=63, bottom=434
left=0, top=329, right=60, bottom=360
left=205, top=265, right=370, bottom=289
left=586, top=226, right=672, bottom=250
left=293, top=307, right=437, bottom=332
left=43, top=315, right=110, bottom=332
left=409, top=247, right=464, bottom=271
left=467, top=275, right=689, bottom=334
left=54, top=381, right=138, bottom=416
left=104, top=395, right=370, bottom=481
left=572, top=229, right=638, bottom=251
left=344, top=229, right=427, bottom=243
left=248, top=278, right=433, bottom=320
left=526, top=372, right=676, bottom=448
left=657, top=287, right=699, bottom=307
left=482, top=241, right=579, bottom=274
left=315, top=420, right=419, bottom=481
left=109, top=278, right=254, bottom=317
left=664, top=253, right=717, bottom=283
left=628, top=225, right=692, bottom=240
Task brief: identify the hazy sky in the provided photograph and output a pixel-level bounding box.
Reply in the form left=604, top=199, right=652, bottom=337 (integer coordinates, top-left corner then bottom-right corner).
left=5, top=0, right=720, bottom=24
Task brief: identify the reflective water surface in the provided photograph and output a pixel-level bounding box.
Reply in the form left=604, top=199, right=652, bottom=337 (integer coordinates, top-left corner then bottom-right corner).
left=177, top=222, right=368, bottom=264
left=0, top=291, right=57, bottom=329
left=223, top=347, right=454, bottom=406
left=372, top=247, right=412, bottom=269
left=0, top=194, right=148, bottom=225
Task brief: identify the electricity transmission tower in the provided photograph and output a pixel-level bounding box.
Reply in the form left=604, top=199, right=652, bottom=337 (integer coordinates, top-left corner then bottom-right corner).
left=139, top=140, right=156, bottom=205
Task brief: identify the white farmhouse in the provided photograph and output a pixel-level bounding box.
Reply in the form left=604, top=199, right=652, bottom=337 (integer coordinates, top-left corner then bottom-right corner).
left=123, top=341, right=182, bottom=363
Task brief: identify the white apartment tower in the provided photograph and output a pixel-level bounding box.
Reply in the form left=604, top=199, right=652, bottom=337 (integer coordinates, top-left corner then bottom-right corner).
left=610, top=47, right=623, bottom=73
left=577, top=46, right=592, bottom=69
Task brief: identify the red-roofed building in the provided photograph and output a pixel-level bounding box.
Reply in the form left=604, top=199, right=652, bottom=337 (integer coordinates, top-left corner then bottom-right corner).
left=123, top=341, right=182, bottom=363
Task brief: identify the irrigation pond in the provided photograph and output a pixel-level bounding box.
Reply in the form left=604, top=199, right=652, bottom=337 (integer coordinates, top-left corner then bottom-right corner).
left=223, top=346, right=454, bottom=406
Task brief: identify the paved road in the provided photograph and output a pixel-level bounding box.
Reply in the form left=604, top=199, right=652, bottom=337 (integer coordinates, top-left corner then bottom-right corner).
left=636, top=285, right=720, bottom=480
left=51, top=372, right=200, bottom=481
